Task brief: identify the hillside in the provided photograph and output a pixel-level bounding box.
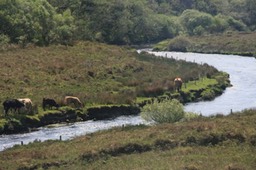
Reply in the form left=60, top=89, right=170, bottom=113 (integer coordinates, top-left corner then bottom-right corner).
left=1, top=109, right=256, bottom=169
left=1, top=0, right=255, bottom=46
left=0, top=41, right=231, bottom=135
left=0, top=41, right=221, bottom=107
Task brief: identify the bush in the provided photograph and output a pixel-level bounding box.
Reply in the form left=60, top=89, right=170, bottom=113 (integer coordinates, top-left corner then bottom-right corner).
left=168, top=36, right=191, bottom=52
left=140, top=99, right=185, bottom=123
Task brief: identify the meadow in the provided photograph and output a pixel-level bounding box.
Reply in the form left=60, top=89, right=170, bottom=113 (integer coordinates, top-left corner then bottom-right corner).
left=0, top=41, right=230, bottom=134
left=0, top=41, right=220, bottom=107
left=0, top=41, right=249, bottom=169
left=0, top=109, right=256, bottom=169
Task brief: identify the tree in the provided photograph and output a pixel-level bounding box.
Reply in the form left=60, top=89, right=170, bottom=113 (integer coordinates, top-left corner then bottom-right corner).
left=245, top=0, right=256, bottom=28
left=180, top=9, right=214, bottom=35
left=0, top=0, right=75, bottom=46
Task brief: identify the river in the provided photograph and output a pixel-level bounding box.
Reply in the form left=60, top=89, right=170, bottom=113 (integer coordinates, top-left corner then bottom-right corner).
left=149, top=51, right=256, bottom=116
left=1, top=51, right=256, bottom=152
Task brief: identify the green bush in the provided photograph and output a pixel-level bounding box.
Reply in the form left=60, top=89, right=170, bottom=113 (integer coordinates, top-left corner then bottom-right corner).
left=141, top=99, right=185, bottom=123
left=201, top=89, right=215, bottom=100
left=168, top=36, right=191, bottom=52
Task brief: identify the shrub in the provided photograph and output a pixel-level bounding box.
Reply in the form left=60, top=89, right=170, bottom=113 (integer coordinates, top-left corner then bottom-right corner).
left=140, top=99, right=185, bottom=123
left=201, top=89, right=215, bottom=100
left=168, top=36, right=191, bottom=52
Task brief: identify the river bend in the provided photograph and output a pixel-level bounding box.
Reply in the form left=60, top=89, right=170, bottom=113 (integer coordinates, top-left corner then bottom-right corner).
left=1, top=51, right=256, bottom=152
left=148, top=51, right=256, bottom=116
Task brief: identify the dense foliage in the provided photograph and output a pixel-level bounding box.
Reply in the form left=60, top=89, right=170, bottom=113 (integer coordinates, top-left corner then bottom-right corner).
left=0, top=0, right=255, bottom=46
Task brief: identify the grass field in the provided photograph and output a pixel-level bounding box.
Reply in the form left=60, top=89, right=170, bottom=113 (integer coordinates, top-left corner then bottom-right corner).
left=0, top=41, right=220, bottom=111
left=0, top=109, right=256, bottom=169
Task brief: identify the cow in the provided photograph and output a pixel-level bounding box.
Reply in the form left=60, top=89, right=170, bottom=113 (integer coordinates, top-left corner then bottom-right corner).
left=64, top=96, right=83, bottom=108
left=174, top=77, right=183, bottom=92
left=42, top=98, right=59, bottom=111
left=3, top=99, right=25, bottom=116
left=17, top=98, right=33, bottom=112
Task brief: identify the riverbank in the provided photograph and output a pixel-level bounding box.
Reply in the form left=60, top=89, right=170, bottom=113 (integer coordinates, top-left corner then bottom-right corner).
left=153, top=32, right=256, bottom=57
left=0, top=70, right=229, bottom=135
left=1, top=109, right=256, bottom=169
left=0, top=42, right=230, bottom=135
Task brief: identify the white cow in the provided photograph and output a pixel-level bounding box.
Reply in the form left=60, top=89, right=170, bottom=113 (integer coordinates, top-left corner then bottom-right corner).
left=18, top=98, right=33, bottom=112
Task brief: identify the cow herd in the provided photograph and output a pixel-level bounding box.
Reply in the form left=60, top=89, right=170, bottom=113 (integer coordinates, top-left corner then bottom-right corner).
left=2, top=96, right=83, bottom=116
left=2, top=78, right=183, bottom=116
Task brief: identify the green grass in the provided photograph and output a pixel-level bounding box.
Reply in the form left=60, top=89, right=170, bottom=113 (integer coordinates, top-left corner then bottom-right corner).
left=182, top=78, right=217, bottom=92
left=154, top=32, right=256, bottom=56
left=1, top=109, right=256, bottom=169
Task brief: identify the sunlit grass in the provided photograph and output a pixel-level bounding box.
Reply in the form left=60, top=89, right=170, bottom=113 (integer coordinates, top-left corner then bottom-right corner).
left=182, top=78, right=217, bottom=92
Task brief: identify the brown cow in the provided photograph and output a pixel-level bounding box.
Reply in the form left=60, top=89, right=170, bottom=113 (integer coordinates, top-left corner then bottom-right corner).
left=64, top=96, right=83, bottom=108
left=42, top=98, right=59, bottom=111
left=174, top=77, right=183, bottom=92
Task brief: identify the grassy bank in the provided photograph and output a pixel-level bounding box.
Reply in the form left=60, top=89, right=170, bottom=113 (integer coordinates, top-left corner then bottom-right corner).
left=0, top=41, right=230, bottom=134
left=154, top=32, right=256, bottom=57
left=0, top=41, right=220, bottom=107
left=1, top=109, right=256, bottom=169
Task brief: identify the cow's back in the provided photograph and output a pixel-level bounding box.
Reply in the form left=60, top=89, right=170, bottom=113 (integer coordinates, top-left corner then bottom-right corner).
left=64, top=96, right=82, bottom=108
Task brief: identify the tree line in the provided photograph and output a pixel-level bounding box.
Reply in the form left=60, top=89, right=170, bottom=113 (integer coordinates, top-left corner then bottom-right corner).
left=0, top=0, right=255, bottom=46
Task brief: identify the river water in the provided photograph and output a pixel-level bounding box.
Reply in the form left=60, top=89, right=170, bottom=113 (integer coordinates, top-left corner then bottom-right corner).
left=0, top=116, right=149, bottom=151
left=1, top=51, right=256, bottom=152
left=149, top=51, right=256, bottom=116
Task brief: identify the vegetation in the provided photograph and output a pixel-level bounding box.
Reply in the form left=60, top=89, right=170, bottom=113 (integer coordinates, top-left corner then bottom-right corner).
left=141, top=99, right=186, bottom=123
left=0, top=1, right=253, bottom=168
left=0, top=41, right=229, bottom=134
left=1, top=0, right=256, bottom=46
left=154, top=32, right=256, bottom=56
left=1, top=109, right=256, bottom=169
left=0, top=42, right=221, bottom=107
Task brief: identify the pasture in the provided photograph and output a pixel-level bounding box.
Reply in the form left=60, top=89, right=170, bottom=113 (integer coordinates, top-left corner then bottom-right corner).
left=0, top=41, right=230, bottom=134
left=0, top=41, right=221, bottom=113
left=0, top=109, right=256, bottom=169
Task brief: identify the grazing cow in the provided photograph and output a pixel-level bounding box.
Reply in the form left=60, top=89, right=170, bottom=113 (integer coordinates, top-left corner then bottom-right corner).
left=3, top=99, right=25, bottom=116
left=42, top=98, right=59, bottom=111
left=64, top=96, right=83, bottom=108
left=17, top=98, right=33, bottom=112
left=174, top=77, right=183, bottom=92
